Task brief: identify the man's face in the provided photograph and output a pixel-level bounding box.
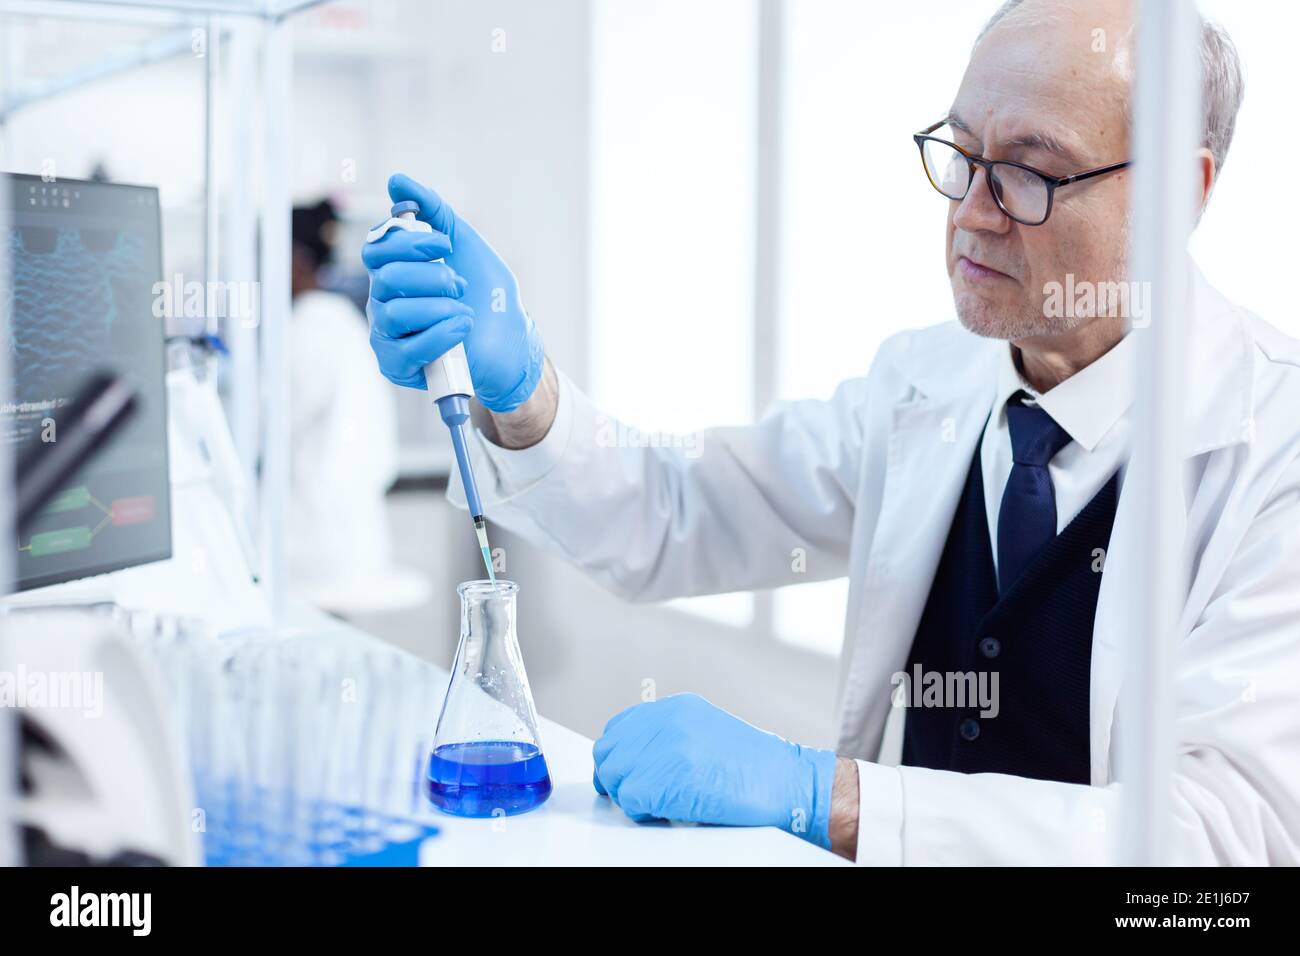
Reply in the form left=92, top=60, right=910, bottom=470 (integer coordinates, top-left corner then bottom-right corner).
left=945, top=0, right=1133, bottom=341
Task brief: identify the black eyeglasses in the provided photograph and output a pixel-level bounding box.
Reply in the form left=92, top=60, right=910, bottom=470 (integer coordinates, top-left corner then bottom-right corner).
left=913, top=120, right=1131, bottom=226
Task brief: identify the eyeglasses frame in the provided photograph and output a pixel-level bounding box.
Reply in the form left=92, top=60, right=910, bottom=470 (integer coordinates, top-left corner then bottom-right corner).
left=913, top=119, right=1132, bottom=226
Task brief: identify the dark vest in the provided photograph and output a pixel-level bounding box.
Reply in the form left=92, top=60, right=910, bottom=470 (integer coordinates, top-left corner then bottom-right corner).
left=901, top=441, right=1119, bottom=784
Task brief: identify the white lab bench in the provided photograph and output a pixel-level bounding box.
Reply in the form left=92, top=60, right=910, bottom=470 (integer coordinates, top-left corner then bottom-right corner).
left=299, top=608, right=845, bottom=868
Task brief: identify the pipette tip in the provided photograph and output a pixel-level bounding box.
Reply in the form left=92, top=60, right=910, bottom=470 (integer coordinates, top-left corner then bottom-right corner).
left=473, top=516, right=496, bottom=585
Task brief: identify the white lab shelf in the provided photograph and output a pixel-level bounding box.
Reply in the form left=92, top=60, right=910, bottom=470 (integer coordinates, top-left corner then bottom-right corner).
left=0, top=26, right=196, bottom=122
left=0, top=0, right=325, bottom=625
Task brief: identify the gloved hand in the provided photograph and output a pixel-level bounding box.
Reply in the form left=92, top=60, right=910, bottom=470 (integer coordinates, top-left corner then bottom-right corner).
left=361, top=173, right=545, bottom=413
left=591, top=693, right=838, bottom=849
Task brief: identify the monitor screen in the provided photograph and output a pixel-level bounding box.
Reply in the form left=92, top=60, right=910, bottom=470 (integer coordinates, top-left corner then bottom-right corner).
left=2, top=174, right=172, bottom=591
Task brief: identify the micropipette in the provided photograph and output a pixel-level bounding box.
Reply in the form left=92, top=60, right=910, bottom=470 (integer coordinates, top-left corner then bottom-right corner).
left=366, top=200, right=496, bottom=583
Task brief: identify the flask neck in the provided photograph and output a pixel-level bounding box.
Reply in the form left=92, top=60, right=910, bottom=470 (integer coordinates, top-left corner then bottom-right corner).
left=458, top=581, right=518, bottom=646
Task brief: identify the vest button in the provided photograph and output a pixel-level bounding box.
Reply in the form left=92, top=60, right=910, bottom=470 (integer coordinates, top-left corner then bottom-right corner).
left=979, top=636, right=1002, bottom=659
left=958, top=718, right=981, bottom=741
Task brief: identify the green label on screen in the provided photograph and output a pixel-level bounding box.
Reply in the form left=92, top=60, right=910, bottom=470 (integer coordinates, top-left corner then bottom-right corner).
left=41, top=487, right=91, bottom=515
left=29, top=526, right=93, bottom=556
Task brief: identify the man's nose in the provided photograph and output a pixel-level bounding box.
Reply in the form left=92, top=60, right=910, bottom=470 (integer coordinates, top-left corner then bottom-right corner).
left=952, top=166, right=1011, bottom=234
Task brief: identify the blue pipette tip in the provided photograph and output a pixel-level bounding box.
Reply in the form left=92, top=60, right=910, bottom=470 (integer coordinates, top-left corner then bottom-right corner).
left=473, top=516, right=496, bottom=585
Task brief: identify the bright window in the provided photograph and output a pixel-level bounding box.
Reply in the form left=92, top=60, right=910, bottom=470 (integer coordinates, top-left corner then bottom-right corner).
left=771, top=0, right=991, bottom=652
left=589, top=0, right=757, bottom=433
left=1190, top=1, right=1300, bottom=339
left=777, top=0, right=991, bottom=403
left=588, top=0, right=758, bottom=627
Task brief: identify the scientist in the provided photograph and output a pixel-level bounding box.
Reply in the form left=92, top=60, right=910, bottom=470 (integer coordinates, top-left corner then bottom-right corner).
left=290, top=199, right=410, bottom=613
left=362, top=0, right=1300, bottom=864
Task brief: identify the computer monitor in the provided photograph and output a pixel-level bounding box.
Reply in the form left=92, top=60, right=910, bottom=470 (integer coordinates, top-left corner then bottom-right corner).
left=2, top=173, right=172, bottom=591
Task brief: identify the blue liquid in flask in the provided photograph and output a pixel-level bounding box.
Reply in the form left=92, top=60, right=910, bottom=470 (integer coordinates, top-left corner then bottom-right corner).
left=426, top=740, right=552, bottom=817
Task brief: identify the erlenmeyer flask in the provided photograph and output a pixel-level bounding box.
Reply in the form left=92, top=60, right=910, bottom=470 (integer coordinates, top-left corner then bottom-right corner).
left=426, top=580, right=552, bottom=816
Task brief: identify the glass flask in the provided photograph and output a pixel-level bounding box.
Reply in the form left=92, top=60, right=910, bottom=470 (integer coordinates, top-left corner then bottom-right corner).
left=426, top=581, right=552, bottom=817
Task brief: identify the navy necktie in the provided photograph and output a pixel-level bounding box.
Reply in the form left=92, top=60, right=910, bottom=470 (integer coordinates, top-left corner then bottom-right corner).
left=997, top=392, right=1073, bottom=594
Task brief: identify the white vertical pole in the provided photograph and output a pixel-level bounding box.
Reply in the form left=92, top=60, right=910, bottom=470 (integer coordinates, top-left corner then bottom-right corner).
left=753, top=0, right=784, bottom=636
left=753, top=0, right=784, bottom=418
left=203, top=13, right=220, bottom=335
left=1120, top=0, right=1201, bottom=865
left=258, top=15, right=292, bottom=626
left=227, top=17, right=260, bottom=549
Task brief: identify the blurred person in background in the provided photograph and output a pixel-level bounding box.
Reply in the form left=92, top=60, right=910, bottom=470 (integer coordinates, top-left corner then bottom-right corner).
left=290, top=199, right=419, bottom=613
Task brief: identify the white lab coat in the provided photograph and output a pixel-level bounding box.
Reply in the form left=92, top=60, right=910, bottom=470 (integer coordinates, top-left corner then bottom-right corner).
left=457, top=268, right=1300, bottom=865
left=288, top=289, right=401, bottom=608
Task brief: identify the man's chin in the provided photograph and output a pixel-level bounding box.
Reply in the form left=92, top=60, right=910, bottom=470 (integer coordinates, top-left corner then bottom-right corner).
left=954, top=293, right=1048, bottom=341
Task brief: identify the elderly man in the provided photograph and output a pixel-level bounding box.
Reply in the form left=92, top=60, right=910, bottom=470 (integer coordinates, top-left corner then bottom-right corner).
left=362, top=0, right=1300, bottom=864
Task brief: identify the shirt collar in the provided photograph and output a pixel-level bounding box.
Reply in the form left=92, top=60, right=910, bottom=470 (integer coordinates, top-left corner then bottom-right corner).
left=897, top=264, right=1255, bottom=460
left=996, top=332, right=1137, bottom=452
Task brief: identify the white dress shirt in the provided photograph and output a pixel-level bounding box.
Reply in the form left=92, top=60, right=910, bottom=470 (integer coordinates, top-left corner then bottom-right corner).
left=980, top=334, right=1136, bottom=587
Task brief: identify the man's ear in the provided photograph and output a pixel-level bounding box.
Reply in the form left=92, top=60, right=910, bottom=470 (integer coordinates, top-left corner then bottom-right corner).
left=1195, top=147, right=1217, bottom=220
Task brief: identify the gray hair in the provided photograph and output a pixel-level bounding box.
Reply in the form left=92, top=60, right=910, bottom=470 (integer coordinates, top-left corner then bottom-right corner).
left=976, top=0, right=1245, bottom=173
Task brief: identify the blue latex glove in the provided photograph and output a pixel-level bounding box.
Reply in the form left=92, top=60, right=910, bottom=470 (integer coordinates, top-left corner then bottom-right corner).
left=591, top=693, right=839, bottom=849
left=361, top=173, right=545, bottom=413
